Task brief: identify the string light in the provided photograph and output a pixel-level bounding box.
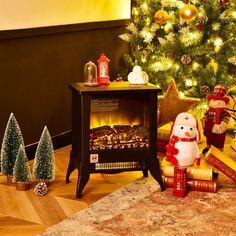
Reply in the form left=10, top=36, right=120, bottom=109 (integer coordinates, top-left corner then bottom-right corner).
left=232, top=11, right=236, bottom=19
left=164, top=23, right=173, bottom=33
left=132, top=7, right=139, bottom=16
left=214, top=38, right=223, bottom=47
left=192, top=62, right=199, bottom=70
left=202, top=104, right=208, bottom=110
left=179, top=91, right=185, bottom=98
left=145, top=18, right=151, bottom=26
left=214, top=37, right=223, bottom=52
left=177, top=1, right=185, bottom=8
left=185, top=79, right=193, bottom=87
left=175, top=64, right=180, bottom=70
left=141, top=3, right=148, bottom=11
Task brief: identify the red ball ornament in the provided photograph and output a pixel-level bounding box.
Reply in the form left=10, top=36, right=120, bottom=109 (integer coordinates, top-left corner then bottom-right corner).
left=218, top=0, right=229, bottom=5
left=154, top=10, right=169, bottom=25
left=197, top=23, right=203, bottom=30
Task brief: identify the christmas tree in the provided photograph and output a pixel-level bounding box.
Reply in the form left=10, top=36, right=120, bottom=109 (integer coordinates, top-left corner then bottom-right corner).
left=32, top=126, right=55, bottom=182
left=119, top=0, right=236, bottom=98
left=13, top=145, right=32, bottom=183
left=1, top=113, right=24, bottom=176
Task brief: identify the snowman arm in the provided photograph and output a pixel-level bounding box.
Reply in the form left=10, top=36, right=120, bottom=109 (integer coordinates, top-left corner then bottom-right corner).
left=195, top=144, right=201, bottom=166
left=195, top=157, right=201, bottom=166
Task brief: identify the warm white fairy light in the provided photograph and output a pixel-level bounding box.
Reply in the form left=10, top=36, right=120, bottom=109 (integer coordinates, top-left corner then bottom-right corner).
left=132, top=7, right=139, bottom=16
left=145, top=18, right=151, bottom=25
left=202, top=104, right=208, bottom=110
left=232, top=11, right=236, bottom=19
left=164, top=23, right=173, bottom=33
left=190, top=32, right=198, bottom=39
left=185, top=79, right=193, bottom=87
left=141, top=3, right=148, bottom=10
left=177, top=1, right=185, bottom=8
left=214, top=38, right=223, bottom=47
left=175, top=64, right=180, bottom=70
left=192, top=62, right=199, bottom=70
left=198, top=12, right=203, bottom=18
left=214, top=37, right=223, bottom=52
left=179, top=91, right=185, bottom=98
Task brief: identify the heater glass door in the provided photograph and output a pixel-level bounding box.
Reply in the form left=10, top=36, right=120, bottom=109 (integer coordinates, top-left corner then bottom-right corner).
left=89, top=94, right=150, bottom=151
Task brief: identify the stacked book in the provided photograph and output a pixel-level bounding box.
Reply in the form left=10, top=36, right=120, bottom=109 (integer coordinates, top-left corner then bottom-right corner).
left=161, top=158, right=218, bottom=193
left=204, top=145, right=236, bottom=183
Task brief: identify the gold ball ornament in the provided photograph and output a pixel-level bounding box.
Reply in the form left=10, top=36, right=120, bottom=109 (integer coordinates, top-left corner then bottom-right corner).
left=179, top=4, right=198, bottom=22
left=154, top=10, right=169, bottom=25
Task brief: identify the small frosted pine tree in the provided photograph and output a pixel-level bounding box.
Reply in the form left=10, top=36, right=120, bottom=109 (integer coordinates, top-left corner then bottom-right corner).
left=32, top=126, right=55, bottom=182
left=13, top=145, right=32, bottom=183
left=1, top=113, right=24, bottom=176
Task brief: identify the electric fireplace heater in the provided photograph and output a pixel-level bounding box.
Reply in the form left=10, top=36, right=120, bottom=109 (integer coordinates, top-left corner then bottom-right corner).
left=66, top=82, right=165, bottom=198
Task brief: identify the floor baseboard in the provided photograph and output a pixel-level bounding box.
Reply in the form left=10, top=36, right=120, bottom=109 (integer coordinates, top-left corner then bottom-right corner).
left=25, top=130, right=72, bottom=160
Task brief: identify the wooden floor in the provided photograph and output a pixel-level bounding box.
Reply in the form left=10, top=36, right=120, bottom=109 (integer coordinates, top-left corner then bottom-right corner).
left=0, top=136, right=235, bottom=236
left=0, top=145, right=143, bottom=236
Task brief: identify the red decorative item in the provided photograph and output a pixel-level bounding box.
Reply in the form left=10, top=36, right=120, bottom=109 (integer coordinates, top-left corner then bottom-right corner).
left=169, top=50, right=176, bottom=58
left=154, top=10, right=169, bottom=25
left=218, top=0, right=229, bottom=5
left=172, top=166, right=187, bottom=198
left=97, top=53, right=110, bottom=85
left=197, top=23, right=203, bottom=30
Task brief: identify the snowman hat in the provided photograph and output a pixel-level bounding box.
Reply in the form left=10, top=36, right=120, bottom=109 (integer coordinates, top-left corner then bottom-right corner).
left=174, top=112, right=197, bottom=128
left=170, top=112, right=200, bottom=141
left=207, top=84, right=229, bottom=103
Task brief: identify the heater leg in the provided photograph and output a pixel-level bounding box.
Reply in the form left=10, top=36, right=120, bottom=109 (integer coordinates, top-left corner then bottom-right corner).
left=66, top=151, right=77, bottom=183
left=149, top=158, right=165, bottom=191
left=76, top=162, right=90, bottom=198
left=142, top=169, right=148, bottom=177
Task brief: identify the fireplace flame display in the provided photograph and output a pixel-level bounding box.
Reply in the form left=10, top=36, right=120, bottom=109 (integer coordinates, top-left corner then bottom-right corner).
left=90, top=114, right=141, bottom=129
left=90, top=125, right=149, bottom=151
left=89, top=97, right=150, bottom=151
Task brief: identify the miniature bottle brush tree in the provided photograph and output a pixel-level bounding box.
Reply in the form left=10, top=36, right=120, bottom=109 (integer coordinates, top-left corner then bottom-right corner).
left=13, top=145, right=32, bottom=190
left=32, top=126, right=55, bottom=184
left=1, top=113, right=24, bottom=183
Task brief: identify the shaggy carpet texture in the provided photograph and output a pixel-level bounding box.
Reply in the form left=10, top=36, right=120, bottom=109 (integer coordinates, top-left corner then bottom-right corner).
left=40, top=173, right=236, bottom=236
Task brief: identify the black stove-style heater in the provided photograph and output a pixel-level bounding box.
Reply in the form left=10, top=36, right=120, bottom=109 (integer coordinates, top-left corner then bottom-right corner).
left=66, top=82, right=165, bottom=198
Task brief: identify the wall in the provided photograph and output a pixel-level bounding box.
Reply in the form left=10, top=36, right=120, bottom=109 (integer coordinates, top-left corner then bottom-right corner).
left=0, top=0, right=131, bottom=30
left=0, top=20, right=130, bottom=157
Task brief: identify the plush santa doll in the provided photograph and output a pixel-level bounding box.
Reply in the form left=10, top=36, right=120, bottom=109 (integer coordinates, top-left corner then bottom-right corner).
left=165, top=112, right=201, bottom=167
left=202, top=84, right=231, bottom=153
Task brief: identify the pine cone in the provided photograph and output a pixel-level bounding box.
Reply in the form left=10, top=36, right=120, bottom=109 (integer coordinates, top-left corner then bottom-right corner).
left=200, top=85, right=210, bottom=95
left=34, top=182, right=48, bottom=196
left=197, top=16, right=208, bottom=25
left=181, top=54, right=192, bottom=65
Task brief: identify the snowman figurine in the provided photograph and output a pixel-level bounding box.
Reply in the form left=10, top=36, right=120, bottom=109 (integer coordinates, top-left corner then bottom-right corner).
left=202, top=84, right=231, bottom=154
left=165, top=112, right=201, bottom=167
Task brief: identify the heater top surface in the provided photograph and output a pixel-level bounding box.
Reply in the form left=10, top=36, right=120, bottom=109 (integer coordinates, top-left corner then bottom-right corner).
left=69, top=82, right=162, bottom=94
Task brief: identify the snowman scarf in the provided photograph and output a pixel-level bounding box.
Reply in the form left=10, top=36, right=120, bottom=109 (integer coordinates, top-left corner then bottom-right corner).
left=165, top=135, right=196, bottom=162
left=165, top=135, right=179, bottom=161
left=207, top=107, right=225, bottom=124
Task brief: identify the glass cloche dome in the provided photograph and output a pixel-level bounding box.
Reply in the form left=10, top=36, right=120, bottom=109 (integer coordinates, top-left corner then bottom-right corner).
left=84, top=61, right=99, bottom=87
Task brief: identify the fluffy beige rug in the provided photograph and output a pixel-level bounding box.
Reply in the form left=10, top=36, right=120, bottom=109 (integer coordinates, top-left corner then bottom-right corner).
left=39, top=173, right=236, bottom=236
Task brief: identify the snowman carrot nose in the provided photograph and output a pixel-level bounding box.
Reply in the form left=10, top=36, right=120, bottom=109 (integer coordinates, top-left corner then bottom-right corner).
left=185, top=131, right=190, bottom=136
